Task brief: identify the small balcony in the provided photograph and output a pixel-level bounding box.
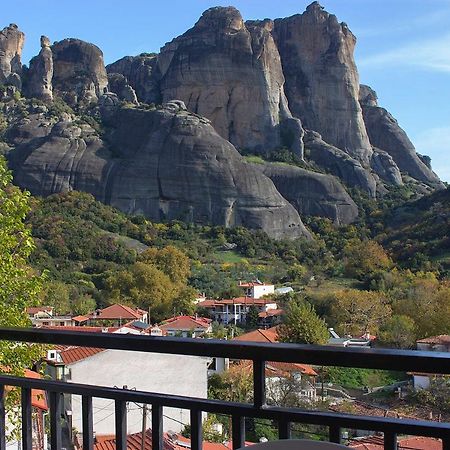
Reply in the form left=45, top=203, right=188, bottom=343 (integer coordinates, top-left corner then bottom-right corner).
left=0, top=327, right=449, bottom=450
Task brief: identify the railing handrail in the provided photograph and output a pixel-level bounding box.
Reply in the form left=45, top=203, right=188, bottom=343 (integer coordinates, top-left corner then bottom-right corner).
left=1, top=327, right=450, bottom=374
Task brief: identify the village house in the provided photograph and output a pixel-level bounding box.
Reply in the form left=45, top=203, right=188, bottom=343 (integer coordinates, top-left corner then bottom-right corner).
left=197, top=297, right=278, bottom=325
left=411, top=335, right=450, bottom=390
left=44, top=328, right=209, bottom=439
left=233, top=327, right=318, bottom=401
left=238, top=281, right=275, bottom=299
left=27, top=306, right=74, bottom=327
left=84, top=304, right=149, bottom=327
left=158, top=315, right=212, bottom=338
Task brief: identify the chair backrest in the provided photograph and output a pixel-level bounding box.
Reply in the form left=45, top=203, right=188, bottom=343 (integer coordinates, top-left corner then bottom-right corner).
left=238, top=439, right=348, bottom=450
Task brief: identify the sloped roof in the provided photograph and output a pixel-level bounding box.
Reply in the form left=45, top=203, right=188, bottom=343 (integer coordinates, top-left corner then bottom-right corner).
left=91, top=304, right=146, bottom=320
left=72, top=315, right=89, bottom=322
left=417, top=335, right=450, bottom=345
left=348, top=435, right=442, bottom=449
left=27, top=306, right=53, bottom=315
left=159, top=315, right=212, bottom=331
left=232, top=327, right=279, bottom=343
left=54, top=345, right=105, bottom=365
left=266, top=361, right=317, bottom=377
left=198, top=297, right=276, bottom=307
left=258, top=309, right=284, bottom=318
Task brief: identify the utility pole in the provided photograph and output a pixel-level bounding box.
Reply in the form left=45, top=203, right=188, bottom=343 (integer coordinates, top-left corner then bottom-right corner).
left=141, top=404, right=148, bottom=450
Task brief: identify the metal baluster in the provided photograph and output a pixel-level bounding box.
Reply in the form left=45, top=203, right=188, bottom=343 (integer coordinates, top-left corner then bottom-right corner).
left=50, top=392, right=62, bottom=450
left=253, top=360, right=266, bottom=408
left=278, top=419, right=291, bottom=440
left=329, top=426, right=341, bottom=444
left=115, top=400, right=127, bottom=450
left=232, top=416, right=245, bottom=450
left=151, top=404, right=163, bottom=450
left=190, top=409, right=203, bottom=450
left=21, top=388, right=32, bottom=450
left=384, top=432, right=397, bottom=450
left=0, top=386, right=5, bottom=450
left=82, top=396, right=94, bottom=450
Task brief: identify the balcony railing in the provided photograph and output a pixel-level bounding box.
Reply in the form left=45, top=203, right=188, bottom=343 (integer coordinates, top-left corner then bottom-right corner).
left=0, top=327, right=450, bottom=450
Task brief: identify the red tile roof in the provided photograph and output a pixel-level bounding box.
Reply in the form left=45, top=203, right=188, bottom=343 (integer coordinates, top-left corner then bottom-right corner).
left=53, top=345, right=105, bottom=365
left=159, top=315, right=212, bottom=331
left=238, top=282, right=272, bottom=287
left=417, top=335, right=450, bottom=345
left=42, top=325, right=114, bottom=333
left=258, top=309, right=284, bottom=318
left=232, top=327, right=279, bottom=343
left=4, top=369, right=48, bottom=410
left=348, top=435, right=442, bottom=449
left=94, top=430, right=158, bottom=450
left=27, top=306, right=53, bottom=315
left=198, top=297, right=276, bottom=307
left=91, top=304, right=146, bottom=320
left=266, top=361, right=317, bottom=377
left=72, top=315, right=89, bottom=322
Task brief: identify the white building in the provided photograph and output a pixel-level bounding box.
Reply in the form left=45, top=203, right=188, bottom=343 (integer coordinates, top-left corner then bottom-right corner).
left=238, top=281, right=275, bottom=299
left=46, top=345, right=209, bottom=438
left=197, top=297, right=278, bottom=325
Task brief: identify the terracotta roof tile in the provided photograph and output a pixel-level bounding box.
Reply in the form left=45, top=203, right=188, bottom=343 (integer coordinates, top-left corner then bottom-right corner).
left=417, top=335, right=450, bottom=345
left=54, top=345, right=105, bottom=365
left=232, top=327, right=279, bottom=343
left=27, top=306, right=53, bottom=315
left=91, top=304, right=146, bottom=320
left=198, top=297, right=276, bottom=307
left=159, top=316, right=212, bottom=331
left=348, top=435, right=442, bottom=449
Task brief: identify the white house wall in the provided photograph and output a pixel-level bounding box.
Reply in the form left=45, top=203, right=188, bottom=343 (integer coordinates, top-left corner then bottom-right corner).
left=66, top=350, right=208, bottom=436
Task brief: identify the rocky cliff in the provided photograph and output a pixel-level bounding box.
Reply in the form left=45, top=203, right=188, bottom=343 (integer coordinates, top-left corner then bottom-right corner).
left=7, top=100, right=310, bottom=240
left=0, top=23, right=24, bottom=88
left=359, top=84, right=442, bottom=187
left=0, top=1, right=444, bottom=239
left=273, top=2, right=372, bottom=165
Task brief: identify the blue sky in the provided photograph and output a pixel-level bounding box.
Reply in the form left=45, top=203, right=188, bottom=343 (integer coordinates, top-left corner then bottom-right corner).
left=3, top=0, right=450, bottom=181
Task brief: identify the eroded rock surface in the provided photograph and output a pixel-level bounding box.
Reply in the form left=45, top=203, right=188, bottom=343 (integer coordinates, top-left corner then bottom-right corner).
left=106, top=54, right=159, bottom=104
left=254, top=162, right=358, bottom=225
left=26, top=35, right=53, bottom=101
left=304, top=130, right=377, bottom=197
left=155, top=7, right=302, bottom=155
left=8, top=103, right=310, bottom=239
left=0, top=23, right=24, bottom=86
left=273, top=2, right=372, bottom=164
left=359, top=84, right=443, bottom=186
left=51, top=38, right=108, bottom=105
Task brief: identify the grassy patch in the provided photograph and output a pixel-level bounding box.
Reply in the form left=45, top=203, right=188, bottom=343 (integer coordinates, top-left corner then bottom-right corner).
left=244, top=155, right=266, bottom=164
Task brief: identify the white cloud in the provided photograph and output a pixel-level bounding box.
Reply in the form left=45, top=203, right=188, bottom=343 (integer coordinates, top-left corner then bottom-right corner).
left=413, top=126, right=450, bottom=182
left=358, top=33, right=450, bottom=73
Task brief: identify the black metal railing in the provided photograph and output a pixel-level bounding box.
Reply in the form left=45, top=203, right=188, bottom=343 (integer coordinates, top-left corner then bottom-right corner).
left=0, top=327, right=450, bottom=450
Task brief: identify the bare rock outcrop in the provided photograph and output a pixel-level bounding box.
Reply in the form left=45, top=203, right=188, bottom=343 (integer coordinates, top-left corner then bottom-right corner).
left=106, top=54, right=159, bottom=104
left=107, top=73, right=138, bottom=104
left=155, top=7, right=303, bottom=155
left=359, top=84, right=443, bottom=187
left=254, top=162, right=358, bottom=225
left=51, top=38, right=108, bottom=105
left=304, top=130, right=377, bottom=197
left=273, top=2, right=372, bottom=164
left=26, top=35, right=53, bottom=101
left=7, top=103, right=310, bottom=240
left=0, top=23, right=24, bottom=87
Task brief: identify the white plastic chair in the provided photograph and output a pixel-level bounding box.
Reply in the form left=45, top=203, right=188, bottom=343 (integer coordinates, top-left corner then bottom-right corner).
left=238, top=438, right=347, bottom=450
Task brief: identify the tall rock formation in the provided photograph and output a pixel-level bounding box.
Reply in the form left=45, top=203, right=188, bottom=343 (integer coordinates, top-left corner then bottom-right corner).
left=106, top=54, right=159, bottom=104
left=254, top=163, right=358, bottom=225
left=0, top=23, right=24, bottom=87
left=273, top=2, right=372, bottom=164
left=26, top=35, right=53, bottom=101
left=7, top=101, right=310, bottom=240
left=51, top=38, right=108, bottom=105
left=155, top=7, right=304, bottom=156
left=359, top=84, right=442, bottom=186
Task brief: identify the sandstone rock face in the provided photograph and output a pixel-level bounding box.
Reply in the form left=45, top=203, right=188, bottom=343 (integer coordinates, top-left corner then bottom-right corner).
left=107, top=73, right=138, bottom=104
left=106, top=54, right=159, bottom=104
left=51, top=38, right=108, bottom=105
left=254, top=162, right=358, bottom=225
left=304, top=130, right=377, bottom=197
left=273, top=2, right=372, bottom=164
left=155, top=7, right=303, bottom=155
left=26, top=35, right=53, bottom=101
left=359, top=84, right=442, bottom=186
left=0, top=24, right=24, bottom=86
left=370, top=148, right=403, bottom=186
left=8, top=104, right=310, bottom=240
